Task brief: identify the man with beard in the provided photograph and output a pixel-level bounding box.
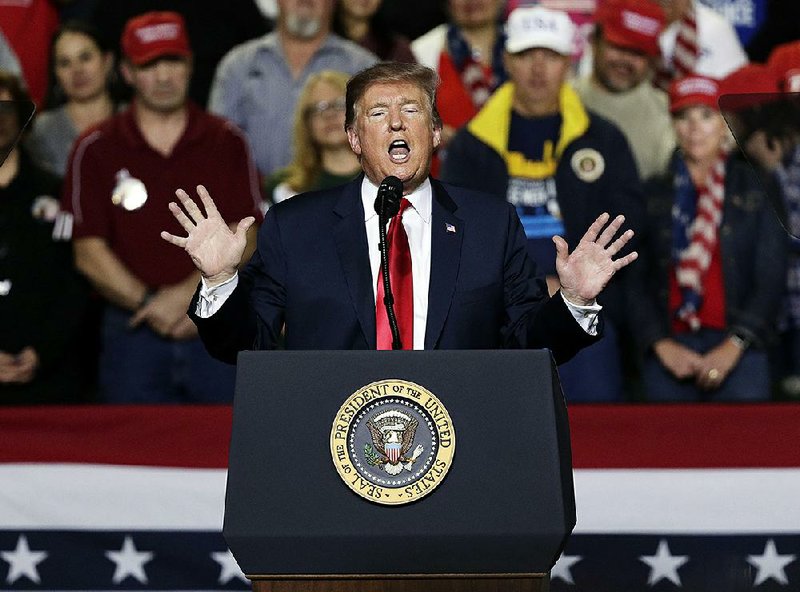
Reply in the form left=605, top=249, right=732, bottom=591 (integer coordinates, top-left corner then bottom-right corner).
left=209, top=0, right=377, bottom=179
left=61, top=12, right=263, bottom=403
left=573, top=0, right=675, bottom=181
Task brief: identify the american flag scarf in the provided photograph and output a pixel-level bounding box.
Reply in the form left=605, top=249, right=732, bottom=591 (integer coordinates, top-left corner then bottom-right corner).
left=672, top=151, right=726, bottom=330
left=445, top=24, right=506, bottom=109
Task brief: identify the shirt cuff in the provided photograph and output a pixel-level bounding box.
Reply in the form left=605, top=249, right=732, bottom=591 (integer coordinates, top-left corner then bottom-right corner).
left=560, top=291, right=602, bottom=336
left=196, top=273, right=239, bottom=318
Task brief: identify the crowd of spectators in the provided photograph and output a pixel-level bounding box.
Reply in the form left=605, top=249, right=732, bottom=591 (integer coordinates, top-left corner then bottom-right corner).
left=1, top=0, right=799, bottom=405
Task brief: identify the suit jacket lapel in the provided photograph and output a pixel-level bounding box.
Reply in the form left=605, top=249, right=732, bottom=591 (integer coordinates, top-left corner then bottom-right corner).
left=425, top=180, right=463, bottom=349
left=333, top=176, right=376, bottom=348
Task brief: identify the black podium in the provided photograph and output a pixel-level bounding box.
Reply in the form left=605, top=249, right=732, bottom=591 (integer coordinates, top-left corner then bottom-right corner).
left=224, top=350, right=575, bottom=591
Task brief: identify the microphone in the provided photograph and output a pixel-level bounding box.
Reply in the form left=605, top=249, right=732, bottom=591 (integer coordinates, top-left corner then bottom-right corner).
left=374, top=176, right=404, bottom=349
left=374, top=175, right=403, bottom=219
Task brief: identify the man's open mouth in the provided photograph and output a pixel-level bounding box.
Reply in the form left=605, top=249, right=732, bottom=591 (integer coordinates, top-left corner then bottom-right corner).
left=388, top=139, right=410, bottom=163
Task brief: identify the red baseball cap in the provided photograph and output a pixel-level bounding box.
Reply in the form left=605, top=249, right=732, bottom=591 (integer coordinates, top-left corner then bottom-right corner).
left=718, top=64, right=781, bottom=111
left=597, top=0, right=665, bottom=57
left=768, top=40, right=800, bottom=92
left=121, top=11, right=192, bottom=66
left=669, top=75, right=720, bottom=113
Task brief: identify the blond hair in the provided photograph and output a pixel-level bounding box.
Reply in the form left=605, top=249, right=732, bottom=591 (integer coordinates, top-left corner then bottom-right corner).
left=285, top=70, right=351, bottom=193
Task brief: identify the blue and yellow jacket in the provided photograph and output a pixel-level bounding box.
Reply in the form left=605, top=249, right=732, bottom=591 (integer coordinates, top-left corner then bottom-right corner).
left=440, top=81, right=645, bottom=328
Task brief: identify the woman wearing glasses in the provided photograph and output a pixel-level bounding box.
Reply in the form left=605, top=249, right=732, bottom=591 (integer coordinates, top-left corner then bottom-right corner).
left=264, top=70, right=361, bottom=209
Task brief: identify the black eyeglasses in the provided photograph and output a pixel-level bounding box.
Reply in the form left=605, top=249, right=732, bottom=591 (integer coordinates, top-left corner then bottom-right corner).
left=305, top=97, right=346, bottom=117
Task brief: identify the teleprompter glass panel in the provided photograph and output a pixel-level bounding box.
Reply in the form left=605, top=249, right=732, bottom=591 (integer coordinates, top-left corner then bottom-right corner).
left=0, top=100, right=34, bottom=167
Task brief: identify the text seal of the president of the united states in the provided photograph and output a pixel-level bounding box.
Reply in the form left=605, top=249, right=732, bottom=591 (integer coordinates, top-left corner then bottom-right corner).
left=330, top=379, right=456, bottom=505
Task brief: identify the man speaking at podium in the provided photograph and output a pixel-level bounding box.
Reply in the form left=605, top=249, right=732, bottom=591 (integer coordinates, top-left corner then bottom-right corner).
left=162, top=62, right=637, bottom=363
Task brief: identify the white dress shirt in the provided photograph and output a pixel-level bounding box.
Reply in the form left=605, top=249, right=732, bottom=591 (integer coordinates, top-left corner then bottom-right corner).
left=197, top=177, right=601, bottom=347
left=363, top=176, right=432, bottom=350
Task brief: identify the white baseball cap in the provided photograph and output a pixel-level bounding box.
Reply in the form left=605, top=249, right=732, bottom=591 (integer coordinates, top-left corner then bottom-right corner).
left=505, top=6, right=576, bottom=56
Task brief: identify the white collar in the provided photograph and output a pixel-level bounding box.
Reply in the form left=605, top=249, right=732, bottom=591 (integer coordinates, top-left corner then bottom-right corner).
left=361, top=176, right=433, bottom=224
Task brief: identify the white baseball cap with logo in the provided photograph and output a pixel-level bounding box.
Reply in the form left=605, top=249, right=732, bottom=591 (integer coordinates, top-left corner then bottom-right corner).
left=505, top=6, right=576, bottom=56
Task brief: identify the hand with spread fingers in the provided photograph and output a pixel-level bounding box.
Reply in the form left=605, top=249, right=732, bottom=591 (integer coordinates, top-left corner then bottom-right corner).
left=161, top=185, right=256, bottom=287
left=554, top=212, right=638, bottom=306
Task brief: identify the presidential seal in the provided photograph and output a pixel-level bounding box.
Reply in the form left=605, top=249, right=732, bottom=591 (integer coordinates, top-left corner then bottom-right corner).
left=330, top=379, right=455, bottom=506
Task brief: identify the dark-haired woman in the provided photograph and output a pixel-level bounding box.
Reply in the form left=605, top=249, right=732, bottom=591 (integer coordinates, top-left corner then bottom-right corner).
left=26, top=21, right=117, bottom=176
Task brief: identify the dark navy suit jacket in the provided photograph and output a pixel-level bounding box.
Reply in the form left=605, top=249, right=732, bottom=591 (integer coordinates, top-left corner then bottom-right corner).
left=191, top=176, right=600, bottom=363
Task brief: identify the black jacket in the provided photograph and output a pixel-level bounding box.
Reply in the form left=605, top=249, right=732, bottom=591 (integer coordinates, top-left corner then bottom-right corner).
left=0, top=150, right=88, bottom=403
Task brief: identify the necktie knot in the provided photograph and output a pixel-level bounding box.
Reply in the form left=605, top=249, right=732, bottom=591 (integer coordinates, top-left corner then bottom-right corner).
left=397, top=197, right=411, bottom=218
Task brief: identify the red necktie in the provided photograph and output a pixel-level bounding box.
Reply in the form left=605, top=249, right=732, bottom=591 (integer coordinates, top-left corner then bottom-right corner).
left=376, top=198, right=413, bottom=350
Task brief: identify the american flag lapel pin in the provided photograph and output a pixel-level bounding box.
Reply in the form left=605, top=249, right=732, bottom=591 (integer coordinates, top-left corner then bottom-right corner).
left=445, top=223, right=456, bottom=234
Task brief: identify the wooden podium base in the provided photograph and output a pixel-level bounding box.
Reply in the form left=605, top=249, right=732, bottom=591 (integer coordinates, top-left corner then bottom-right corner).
left=251, top=574, right=549, bottom=592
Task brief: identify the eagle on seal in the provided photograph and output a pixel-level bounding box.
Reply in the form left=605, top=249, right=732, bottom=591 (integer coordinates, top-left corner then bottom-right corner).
left=366, top=409, right=419, bottom=475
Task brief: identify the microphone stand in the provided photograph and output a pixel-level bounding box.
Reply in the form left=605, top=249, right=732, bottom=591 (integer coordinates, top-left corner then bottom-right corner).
left=377, top=209, right=403, bottom=350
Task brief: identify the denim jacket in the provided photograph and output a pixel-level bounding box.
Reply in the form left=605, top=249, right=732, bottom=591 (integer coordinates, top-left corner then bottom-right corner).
left=632, top=153, right=788, bottom=350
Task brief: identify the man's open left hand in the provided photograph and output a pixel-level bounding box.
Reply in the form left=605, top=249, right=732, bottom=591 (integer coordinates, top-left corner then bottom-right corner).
left=555, top=213, right=637, bottom=306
